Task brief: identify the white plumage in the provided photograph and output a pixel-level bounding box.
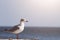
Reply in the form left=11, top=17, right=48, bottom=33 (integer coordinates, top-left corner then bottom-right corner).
left=4, top=18, right=28, bottom=39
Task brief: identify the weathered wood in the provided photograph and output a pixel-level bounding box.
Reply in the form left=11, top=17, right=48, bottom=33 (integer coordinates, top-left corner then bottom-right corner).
left=0, top=38, right=38, bottom=40
left=9, top=38, right=13, bottom=40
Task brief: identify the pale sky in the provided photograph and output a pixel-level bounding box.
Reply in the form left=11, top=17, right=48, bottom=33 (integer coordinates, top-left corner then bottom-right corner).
left=0, top=0, right=60, bottom=27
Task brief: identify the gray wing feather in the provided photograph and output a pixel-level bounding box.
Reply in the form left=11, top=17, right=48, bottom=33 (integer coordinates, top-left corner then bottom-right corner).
left=8, top=25, right=20, bottom=32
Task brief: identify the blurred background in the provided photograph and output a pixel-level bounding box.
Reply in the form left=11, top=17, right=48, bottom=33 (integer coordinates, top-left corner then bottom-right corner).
left=0, top=0, right=60, bottom=40
left=0, top=0, right=60, bottom=27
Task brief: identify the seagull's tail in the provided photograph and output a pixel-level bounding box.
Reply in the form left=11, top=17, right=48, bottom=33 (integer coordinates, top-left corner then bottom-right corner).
left=3, top=29, right=9, bottom=32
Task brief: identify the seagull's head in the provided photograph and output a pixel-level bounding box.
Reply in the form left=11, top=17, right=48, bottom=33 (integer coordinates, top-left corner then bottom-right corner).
left=20, top=18, right=28, bottom=22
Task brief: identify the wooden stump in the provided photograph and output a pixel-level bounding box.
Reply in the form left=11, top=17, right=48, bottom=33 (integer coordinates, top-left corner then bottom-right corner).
left=9, top=38, right=13, bottom=40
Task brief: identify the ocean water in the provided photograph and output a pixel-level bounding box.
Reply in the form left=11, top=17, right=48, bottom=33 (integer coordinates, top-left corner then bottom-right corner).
left=0, top=27, right=60, bottom=40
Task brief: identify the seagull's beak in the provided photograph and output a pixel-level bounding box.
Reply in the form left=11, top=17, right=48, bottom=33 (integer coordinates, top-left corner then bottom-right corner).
left=26, top=20, right=28, bottom=22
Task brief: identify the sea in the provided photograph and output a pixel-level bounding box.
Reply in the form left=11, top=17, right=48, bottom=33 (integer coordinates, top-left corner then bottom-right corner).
left=0, top=26, right=60, bottom=40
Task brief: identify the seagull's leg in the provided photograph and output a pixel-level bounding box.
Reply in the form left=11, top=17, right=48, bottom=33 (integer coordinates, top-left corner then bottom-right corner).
left=16, top=34, right=19, bottom=40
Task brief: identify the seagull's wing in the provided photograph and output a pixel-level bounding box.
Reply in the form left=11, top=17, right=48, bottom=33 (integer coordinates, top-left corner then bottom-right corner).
left=8, top=24, right=20, bottom=32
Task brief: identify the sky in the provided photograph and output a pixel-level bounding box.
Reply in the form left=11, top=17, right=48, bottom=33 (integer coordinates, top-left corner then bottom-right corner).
left=0, top=0, right=60, bottom=27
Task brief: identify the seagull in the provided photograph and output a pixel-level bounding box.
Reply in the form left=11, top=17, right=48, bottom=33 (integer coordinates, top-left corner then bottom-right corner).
left=4, top=18, right=28, bottom=39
